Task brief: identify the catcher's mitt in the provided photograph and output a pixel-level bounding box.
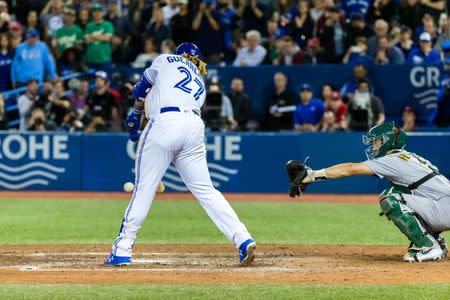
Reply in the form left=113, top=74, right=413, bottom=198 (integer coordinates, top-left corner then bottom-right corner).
left=285, top=160, right=309, bottom=197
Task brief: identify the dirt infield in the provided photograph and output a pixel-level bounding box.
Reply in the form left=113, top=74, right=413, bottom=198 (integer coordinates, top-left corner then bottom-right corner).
left=1, top=244, right=450, bottom=285
left=1, top=192, right=423, bottom=285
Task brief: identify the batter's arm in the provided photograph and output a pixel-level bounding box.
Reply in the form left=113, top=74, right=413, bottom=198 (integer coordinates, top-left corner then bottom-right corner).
left=124, top=100, right=145, bottom=136
left=133, top=100, right=144, bottom=111
left=302, top=162, right=375, bottom=184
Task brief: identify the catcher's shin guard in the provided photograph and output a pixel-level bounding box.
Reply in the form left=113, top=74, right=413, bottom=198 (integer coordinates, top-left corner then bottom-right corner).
left=380, top=194, right=434, bottom=248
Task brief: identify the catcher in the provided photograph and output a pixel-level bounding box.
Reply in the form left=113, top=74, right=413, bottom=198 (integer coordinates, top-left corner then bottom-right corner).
left=286, top=122, right=450, bottom=262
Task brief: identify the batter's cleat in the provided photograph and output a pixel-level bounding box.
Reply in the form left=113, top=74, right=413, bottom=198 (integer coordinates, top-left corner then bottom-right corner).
left=403, top=236, right=443, bottom=262
left=239, top=239, right=256, bottom=266
left=104, top=253, right=131, bottom=266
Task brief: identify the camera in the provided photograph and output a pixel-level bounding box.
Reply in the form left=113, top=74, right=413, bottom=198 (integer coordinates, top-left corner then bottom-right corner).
left=203, top=91, right=223, bottom=131
left=351, top=46, right=362, bottom=53
left=34, top=118, right=44, bottom=126
left=66, top=111, right=78, bottom=125
left=92, top=105, right=103, bottom=117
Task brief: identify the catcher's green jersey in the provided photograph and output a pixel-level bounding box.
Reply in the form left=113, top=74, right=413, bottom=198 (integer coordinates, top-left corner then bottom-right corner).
left=365, top=150, right=450, bottom=200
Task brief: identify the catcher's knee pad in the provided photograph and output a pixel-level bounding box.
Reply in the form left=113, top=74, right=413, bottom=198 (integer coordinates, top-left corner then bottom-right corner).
left=380, top=195, right=403, bottom=220
left=379, top=195, right=434, bottom=248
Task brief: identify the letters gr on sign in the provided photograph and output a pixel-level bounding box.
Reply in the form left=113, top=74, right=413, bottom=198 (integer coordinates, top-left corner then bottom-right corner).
left=0, top=134, right=70, bottom=190
left=409, top=66, right=440, bottom=88
left=410, top=66, right=441, bottom=111
left=125, top=135, right=242, bottom=191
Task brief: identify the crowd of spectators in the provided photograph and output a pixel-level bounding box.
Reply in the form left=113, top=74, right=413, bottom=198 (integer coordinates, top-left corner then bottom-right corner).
left=0, top=0, right=449, bottom=132
left=261, top=64, right=385, bottom=132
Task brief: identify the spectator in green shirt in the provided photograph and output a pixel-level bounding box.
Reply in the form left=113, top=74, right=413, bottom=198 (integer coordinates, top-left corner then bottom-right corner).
left=55, top=8, right=83, bottom=55
left=84, top=3, right=114, bottom=71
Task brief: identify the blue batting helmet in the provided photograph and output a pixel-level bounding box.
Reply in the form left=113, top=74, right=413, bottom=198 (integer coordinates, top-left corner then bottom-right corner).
left=175, top=42, right=201, bottom=58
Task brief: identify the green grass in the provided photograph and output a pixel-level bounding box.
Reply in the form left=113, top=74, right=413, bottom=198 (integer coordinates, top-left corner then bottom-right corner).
left=0, top=284, right=450, bottom=300
left=0, top=198, right=414, bottom=245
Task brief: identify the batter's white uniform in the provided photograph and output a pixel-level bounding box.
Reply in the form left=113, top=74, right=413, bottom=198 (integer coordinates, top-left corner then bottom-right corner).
left=112, top=54, right=253, bottom=257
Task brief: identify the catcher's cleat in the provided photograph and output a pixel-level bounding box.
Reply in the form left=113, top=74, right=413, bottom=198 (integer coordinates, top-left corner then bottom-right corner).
left=104, top=253, right=131, bottom=266
left=437, top=236, right=448, bottom=258
left=239, top=239, right=256, bottom=266
left=403, top=236, right=443, bottom=262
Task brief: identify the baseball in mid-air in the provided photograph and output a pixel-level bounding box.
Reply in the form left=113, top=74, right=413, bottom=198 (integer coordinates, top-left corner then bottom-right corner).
left=157, top=181, right=165, bottom=193
left=123, top=182, right=134, bottom=193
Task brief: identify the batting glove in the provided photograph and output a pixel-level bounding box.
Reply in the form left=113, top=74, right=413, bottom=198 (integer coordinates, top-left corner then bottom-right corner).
left=129, top=130, right=142, bottom=143
left=124, top=107, right=143, bottom=133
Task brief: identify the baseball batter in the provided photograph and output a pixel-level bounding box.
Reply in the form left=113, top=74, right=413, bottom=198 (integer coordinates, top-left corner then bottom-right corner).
left=286, top=122, right=450, bottom=262
left=104, top=43, right=256, bottom=266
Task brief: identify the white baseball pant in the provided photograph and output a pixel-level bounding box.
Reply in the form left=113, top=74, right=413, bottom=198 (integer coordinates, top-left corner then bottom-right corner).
left=112, top=112, right=253, bottom=256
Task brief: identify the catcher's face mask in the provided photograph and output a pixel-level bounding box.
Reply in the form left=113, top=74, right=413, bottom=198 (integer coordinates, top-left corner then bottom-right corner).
left=362, top=134, right=389, bottom=160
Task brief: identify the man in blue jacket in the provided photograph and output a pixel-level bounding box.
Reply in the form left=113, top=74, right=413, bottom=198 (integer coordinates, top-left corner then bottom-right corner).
left=407, top=32, right=440, bottom=65
left=294, top=83, right=326, bottom=132
left=10, top=29, right=58, bottom=88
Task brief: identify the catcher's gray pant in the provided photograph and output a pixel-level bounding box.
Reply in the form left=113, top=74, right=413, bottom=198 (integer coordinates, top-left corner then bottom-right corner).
left=403, top=195, right=450, bottom=232
left=111, top=113, right=253, bottom=257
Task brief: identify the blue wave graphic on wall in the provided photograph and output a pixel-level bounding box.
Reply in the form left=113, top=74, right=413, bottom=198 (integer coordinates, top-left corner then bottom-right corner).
left=0, top=162, right=65, bottom=190
left=414, top=89, right=438, bottom=109
left=162, top=163, right=238, bottom=192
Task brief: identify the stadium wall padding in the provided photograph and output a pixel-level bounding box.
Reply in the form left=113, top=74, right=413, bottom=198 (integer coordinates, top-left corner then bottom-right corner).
left=0, top=132, right=448, bottom=193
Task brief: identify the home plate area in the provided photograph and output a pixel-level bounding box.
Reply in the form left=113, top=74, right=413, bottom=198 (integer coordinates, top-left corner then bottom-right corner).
left=1, top=244, right=450, bottom=284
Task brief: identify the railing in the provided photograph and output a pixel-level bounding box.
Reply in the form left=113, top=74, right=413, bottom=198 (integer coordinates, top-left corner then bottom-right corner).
left=1, top=70, right=96, bottom=129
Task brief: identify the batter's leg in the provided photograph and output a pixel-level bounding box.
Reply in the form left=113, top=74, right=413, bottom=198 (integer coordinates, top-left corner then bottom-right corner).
left=105, top=124, right=173, bottom=265
left=172, top=142, right=254, bottom=250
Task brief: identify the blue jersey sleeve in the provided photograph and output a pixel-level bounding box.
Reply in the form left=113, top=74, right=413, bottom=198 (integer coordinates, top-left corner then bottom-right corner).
left=429, top=51, right=441, bottom=64
left=313, top=99, right=326, bottom=125
left=43, top=43, right=57, bottom=80
left=406, top=48, right=419, bottom=64
left=132, top=55, right=165, bottom=101
left=293, top=107, right=302, bottom=126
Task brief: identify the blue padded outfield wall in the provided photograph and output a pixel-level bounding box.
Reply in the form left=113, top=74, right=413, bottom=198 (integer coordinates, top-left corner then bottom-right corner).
left=116, top=64, right=443, bottom=124
left=0, top=132, right=448, bottom=193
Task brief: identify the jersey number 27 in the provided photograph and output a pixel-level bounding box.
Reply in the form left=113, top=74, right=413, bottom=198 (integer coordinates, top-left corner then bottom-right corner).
left=174, top=66, right=204, bottom=101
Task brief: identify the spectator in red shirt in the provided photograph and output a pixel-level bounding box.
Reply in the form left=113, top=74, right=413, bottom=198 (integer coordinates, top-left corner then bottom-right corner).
left=9, top=22, right=23, bottom=49
left=276, top=35, right=304, bottom=65
left=322, top=91, right=347, bottom=132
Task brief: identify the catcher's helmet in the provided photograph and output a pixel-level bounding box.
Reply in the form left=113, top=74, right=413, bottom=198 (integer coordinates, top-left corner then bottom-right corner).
left=362, top=122, right=407, bottom=160
left=175, top=42, right=201, bottom=58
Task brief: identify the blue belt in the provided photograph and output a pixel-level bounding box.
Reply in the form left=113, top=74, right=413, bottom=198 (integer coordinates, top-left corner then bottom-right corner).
left=160, top=106, right=200, bottom=116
